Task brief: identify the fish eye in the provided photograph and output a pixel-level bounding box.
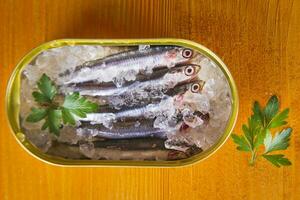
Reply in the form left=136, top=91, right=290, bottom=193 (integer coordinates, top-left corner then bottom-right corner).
left=184, top=65, right=195, bottom=76
left=191, top=83, right=200, bottom=93
left=183, top=115, right=194, bottom=122
left=182, top=48, right=193, bottom=58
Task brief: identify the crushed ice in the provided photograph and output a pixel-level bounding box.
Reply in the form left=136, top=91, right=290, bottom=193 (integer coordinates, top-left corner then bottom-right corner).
left=20, top=45, right=232, bottom=157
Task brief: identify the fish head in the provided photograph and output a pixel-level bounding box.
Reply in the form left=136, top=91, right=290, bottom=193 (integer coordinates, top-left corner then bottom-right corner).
left=169, top=64, right=201, bottom=79
left=189, top=80, right=205, bottom=93
left=164, top=47, right=195, bottom=64
left=170, top=79, right=205, bottom=98
left=177, top=80, right=205, bottom=94
left=183, top=64, right=201, bottom=77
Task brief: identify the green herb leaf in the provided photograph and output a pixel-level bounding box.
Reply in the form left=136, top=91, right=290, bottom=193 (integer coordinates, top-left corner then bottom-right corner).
left=242, top=124, right=252, bottom=148
left=231, top=134, right=251, bottom=152
left=26, top=74, right=99, bottom=136
left=231, top=95, right=292, bottom=167
left=264, top=95, right=279, bottom=126
left=32, top=91, right=51, bottom=104
left=62, top=92, right=98, bottom=119
left=61, top=107, right=76, bottom=125
left=262, top=154, right=291, bottom=167
left=268, top=108, right=289, bottom=128
left=264, top=128, right=292, bottom=153
left=252, top=101, right=263, bottom=126
left=43, top=109, right=62, bottom=136
left=34, top=74, right=57, bottom=103
left=26, top=108, right=47, bottom=122
left=41, top=121, right=48, bottom=130
left=253, top=128, right=266, bottom=148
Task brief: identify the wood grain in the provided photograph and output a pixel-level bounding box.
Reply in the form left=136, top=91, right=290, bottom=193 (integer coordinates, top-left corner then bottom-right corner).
left=1, top=0, right=300, bottom=199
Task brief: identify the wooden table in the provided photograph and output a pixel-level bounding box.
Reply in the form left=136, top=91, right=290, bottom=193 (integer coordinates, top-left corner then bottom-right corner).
left=0, top=0, right=299, bottom=199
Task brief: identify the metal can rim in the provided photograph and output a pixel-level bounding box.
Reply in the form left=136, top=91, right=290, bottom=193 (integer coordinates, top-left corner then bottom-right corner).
left=5, top=38, right=239, bottom=167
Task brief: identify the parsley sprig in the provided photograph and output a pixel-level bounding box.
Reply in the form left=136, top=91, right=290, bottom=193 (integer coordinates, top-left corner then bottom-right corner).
left=231, top=95, right=292, bottom=167
left=26, top=74, right=98, bottom=136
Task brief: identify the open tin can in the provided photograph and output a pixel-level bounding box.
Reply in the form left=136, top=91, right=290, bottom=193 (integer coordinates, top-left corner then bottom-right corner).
left=6, top=39, right=238, bottom=167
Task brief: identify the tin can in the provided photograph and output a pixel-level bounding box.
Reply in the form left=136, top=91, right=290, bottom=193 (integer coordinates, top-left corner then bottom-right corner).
left=6, top=39, right=239, bottom=167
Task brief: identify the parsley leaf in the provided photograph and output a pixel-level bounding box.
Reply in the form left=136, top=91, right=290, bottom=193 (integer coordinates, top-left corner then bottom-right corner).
left=264, top=128, right=291, bottom=153
left=262, top=154, right=291, bottom=167
left=61, top=92, right=98, bottom=126
left=61, top=108, right=76, bottom=125
left=268, top=108, right=289, bottom=128
left=32, top=91, right=52, bottom=104
left=231, top=95, right=292, bottom=167
left=26, top=74, right=99, bottom=136
left=42, top=109, right=62, bottom=136
left=232, top=114, right=262, bottom=152
left=231, top=134, right=251, bottom=152
left=263, top=95, right=279, bottom=125
left=62, top=92, right=98, bottom=118
left=33, top=74, right=57, bottom=103
left=254, top=128, right=266, bottom=148
left=26, top=108, right=47, bottom=122
left=252, top=101, right=264, bottom=126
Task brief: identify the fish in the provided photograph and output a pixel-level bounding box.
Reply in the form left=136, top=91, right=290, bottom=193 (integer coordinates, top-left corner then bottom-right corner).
left=83, top=147, right=189, bottom=161
left=60, top=46, right=195, bottom=85
left=63, top=64, right=201, bottom=97
left=47, top=141, right=200, bottom=160
left=165, top=79, right=205, bottom=96
left=63, top=64, right=175, bottom=89
left=79, top=96, right=175, bottom=125
left=80, top=80, right=205, bottom=126
left=106, top=78, right=205, bottom=109
left=91, top=137, right=166, bottom=150
left=77, top=120, right=169, bottom=139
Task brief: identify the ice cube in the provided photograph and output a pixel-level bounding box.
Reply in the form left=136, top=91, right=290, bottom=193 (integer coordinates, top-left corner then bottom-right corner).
left=57, top=126, right=81, bottom=144
left=79, top=142, right=95, bottom=159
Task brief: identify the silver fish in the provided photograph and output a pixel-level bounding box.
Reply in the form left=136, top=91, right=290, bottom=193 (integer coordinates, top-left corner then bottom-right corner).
left=92, top=137, right=166, bottom=150
left=80, top=80, right=205, bottom=124
left=64, top=64, right=175, bottom=89
left=108, top=79, right=205, bottom=108
left=78, top=120, right=168, bottom=139
left=47, top=142, right=192, bottom=160
left=65, top=64, right=200, bottom=97
left=61, top=46, right=195, bottom=85
left=165, top=79, right=205, bottom=96
left=80, top=96, right=175, bottom=125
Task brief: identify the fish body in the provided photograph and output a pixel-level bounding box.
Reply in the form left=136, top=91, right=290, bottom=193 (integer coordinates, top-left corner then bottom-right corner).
left=106, top=79, right=204, bottom=108
left=80, top=80, right=205, bottom=124
left=65, top=64, right=173, bottom=89
left=80, top=96, right=174, bottom=124
left=78, top=121, right=168, bottom=139
left=77, top=80, right=206, bottom=139
left=59, top=45, right=207, bottom=141
left=92, top=137, right=166, bottom=150
left=48, top=143, right=189, bottom=160
left=77, top=127, right=166, bottom=139
left=65, top=64, right=200, bottom=97
left=61, top=46, right=194, bottom=85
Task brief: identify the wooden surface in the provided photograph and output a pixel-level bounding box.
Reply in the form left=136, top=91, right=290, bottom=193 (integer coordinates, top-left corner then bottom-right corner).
left=0, top=0, right=300, bottom=199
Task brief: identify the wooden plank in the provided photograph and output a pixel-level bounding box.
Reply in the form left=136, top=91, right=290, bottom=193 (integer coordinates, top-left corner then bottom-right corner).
left=0, top=0, right=299, bottom=199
